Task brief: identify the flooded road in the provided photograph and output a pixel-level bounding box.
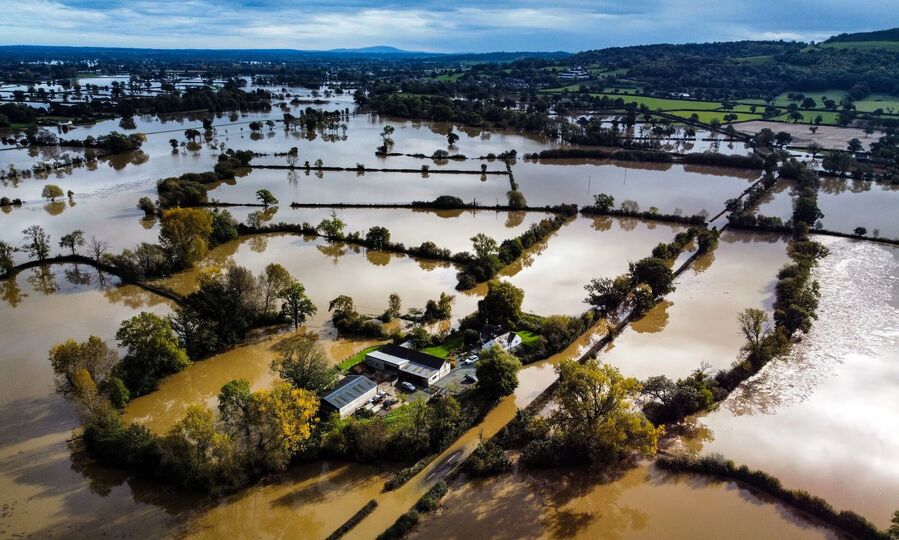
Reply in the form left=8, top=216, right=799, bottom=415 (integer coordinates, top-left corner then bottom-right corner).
left=687, top=238, right=899, bottom=527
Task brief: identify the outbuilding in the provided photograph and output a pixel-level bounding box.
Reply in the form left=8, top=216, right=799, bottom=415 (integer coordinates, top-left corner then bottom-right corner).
left=365, top=344, right=451, bottom=387
left=321, top=375, right=378, bottom=417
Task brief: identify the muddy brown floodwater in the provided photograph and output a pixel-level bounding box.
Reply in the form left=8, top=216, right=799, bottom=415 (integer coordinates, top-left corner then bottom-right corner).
left=600, top=229, right=790, bottom=379
left=408, top=463, right=839, bottom=540
left=685, top=237, right=899, bottom=528
left=493, top=216, right=689, bottom=316
left=514, top=159, right=758, bottom=213
left=0, top=264, right=183, bottom=539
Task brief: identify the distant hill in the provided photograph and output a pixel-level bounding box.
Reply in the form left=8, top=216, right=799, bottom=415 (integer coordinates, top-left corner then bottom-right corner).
left=326, top=46, right=432, bottom=55
left=0, top=45, right=567, bottom=63
left=825, top=27, right=899, bottom=43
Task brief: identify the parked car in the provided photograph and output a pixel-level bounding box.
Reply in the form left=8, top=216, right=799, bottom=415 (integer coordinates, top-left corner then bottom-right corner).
left=400, top=381, right=417, bottom=392
left=383, top=396, right=398, bottom=406
left=462, top=374, right=478, bottom=384
left=463, top=354, right=478, bottom=365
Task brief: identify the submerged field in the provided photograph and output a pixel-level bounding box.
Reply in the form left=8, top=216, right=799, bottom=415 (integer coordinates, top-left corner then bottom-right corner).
left=1, top=77, right=895, bottom=540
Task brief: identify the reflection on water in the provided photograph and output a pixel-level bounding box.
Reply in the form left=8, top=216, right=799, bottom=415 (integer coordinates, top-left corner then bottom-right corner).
left=689, top=238, right=899, bottom=527
left=514, top=160, right=758, bottom=214
left=0, top=265, right=177, bottom=538
left=497, top=216, right=688, bottom=316
left=409, top=463, right=837, bottom=540
left=179, top=461, right=393, bottom=540
left=600, top=230, right=789, bottom=379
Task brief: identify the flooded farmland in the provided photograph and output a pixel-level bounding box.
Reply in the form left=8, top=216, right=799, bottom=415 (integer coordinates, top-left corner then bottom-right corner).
left=495, top=216, right=689, bottom=316
left=514, top=160, right=759, bottom=213
left=686, top=238, right=899, bottom=528
left=408, top=463, right=839, bottom=540
left=0, top=265, right=181, bottom=539
left=600, top=230, right=790, bottom=379
left=2, top=67, right=896, bottom=540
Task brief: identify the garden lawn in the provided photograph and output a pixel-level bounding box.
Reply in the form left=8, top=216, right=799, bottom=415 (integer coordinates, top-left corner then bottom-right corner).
left=338, top=344, right=384, bottom=371
left=423, top=334, right=464, bottom=359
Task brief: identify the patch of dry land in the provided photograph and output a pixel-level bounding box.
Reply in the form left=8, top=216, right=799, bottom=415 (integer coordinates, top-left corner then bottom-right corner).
left=735, top=121, right=883, bottom=150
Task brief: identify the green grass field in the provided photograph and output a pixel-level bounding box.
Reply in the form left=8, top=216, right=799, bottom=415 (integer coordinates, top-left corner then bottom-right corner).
left=338, top=344, right=383, bottom=371
left=434, top=72, right=465, bottom=82
left=770, top=110, right=842, bottom=125
left=422, top=334, right=463, bottom=359
left=851, top=95, right=899, bottom=113
left=515, top=330, right=542, bottom=347
left=589, top=93, right=725, bottom=111
left=665, top=110, right=763, bottom=124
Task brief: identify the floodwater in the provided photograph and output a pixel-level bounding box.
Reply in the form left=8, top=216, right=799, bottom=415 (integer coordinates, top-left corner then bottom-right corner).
left=816, top=177, right=899, bottom=239
left=207, top=168, right=513, bottom=206
left=156, top=233, right=477, bottom=328
left=127, top=232, right=479, bottom=432
left=686, top=238, right=899, bottom=528
left=493, top=216, right=689, bottom=316
left=600, top=230, right=790, bottom=379
left=178, top=461, right=394, bottom=540
left=341, top=321, right=610, bottom=539
left=408, top=463, right=839, bottom=540
left=514, top=160, right=758, bottom=214
left=755, top=177, right=899, bottom=239
left=0, top=264, right=180, bottom=538
left=225, top=206, right=551, bottom=254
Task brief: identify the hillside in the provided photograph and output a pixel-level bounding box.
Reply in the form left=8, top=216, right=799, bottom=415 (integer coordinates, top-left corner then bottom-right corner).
left=825, top=27, right=899, bottom=43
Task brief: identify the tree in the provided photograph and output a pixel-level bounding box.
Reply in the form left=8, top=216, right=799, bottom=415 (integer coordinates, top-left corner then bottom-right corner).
left=847, top=138, right=863, bottom=153
left=365, top=226, right=391, bottom=250
left=854, top=227, right=867, bottom=236
left=48, top=336, right=118, bottom=402
left=329, top=295, right=355, bottom=316
left=477, top=280, right=524, bottom=328
left=259, top=263, right=292, bottom=316
left=447, top=131, right=460, bottom=146
left=506, top=190, right=527, bottom=209
left=22, top=225, right=50, bottom=260
left=620, top=199, right=640, bottom=213
left=184, top=129, right=201, bottom=142
left=584, top=275, right=630, bottom=313
left=0, top=241, right=13, bottom=274
left=159, top=208, right=213, bottom=266
left=164, top=404, right=221, bottom=480
left=738, top=308, right=769, bottom=361
left=271, top=337, right=336, bottom=392
left=317, top=211, right=345, bottom=238
left=629, top=257, right=674, bottom=296
left=552, top=359, right=659, bottom=464
left=476, top=345, right=522, bottom=399
left=471, top=233, right=498, bottom=260
left=137, top=196, right=157, bottom=217
left=218, top=379, right=318, bottom=471
left=807, top=142, right=823, bottom=159
left=774, top=131, right=793, bottom=147
left=279, top=280, right=317, bottom=330
left=255, top=189, right=278, bottom=208
left=387, top=293, right=402, bottom=320
left=592, top=193, right=615, bottom=212
left=116, top=312, right=190, bottom=395
left=59, top=230, right=85, bottom=255
left=42, top=184, right=64, bottom=202
left=800, top=97, right=816, bottom=109
left=88, top=236, right=109, bottom=262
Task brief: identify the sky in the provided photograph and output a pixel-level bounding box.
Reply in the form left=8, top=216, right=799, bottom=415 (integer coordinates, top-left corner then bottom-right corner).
left=2, top=0, right=898, bottom=52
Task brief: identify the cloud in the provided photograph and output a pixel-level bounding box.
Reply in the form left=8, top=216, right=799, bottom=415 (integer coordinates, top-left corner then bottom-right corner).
left=1, top=0, right=897, bottom=51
